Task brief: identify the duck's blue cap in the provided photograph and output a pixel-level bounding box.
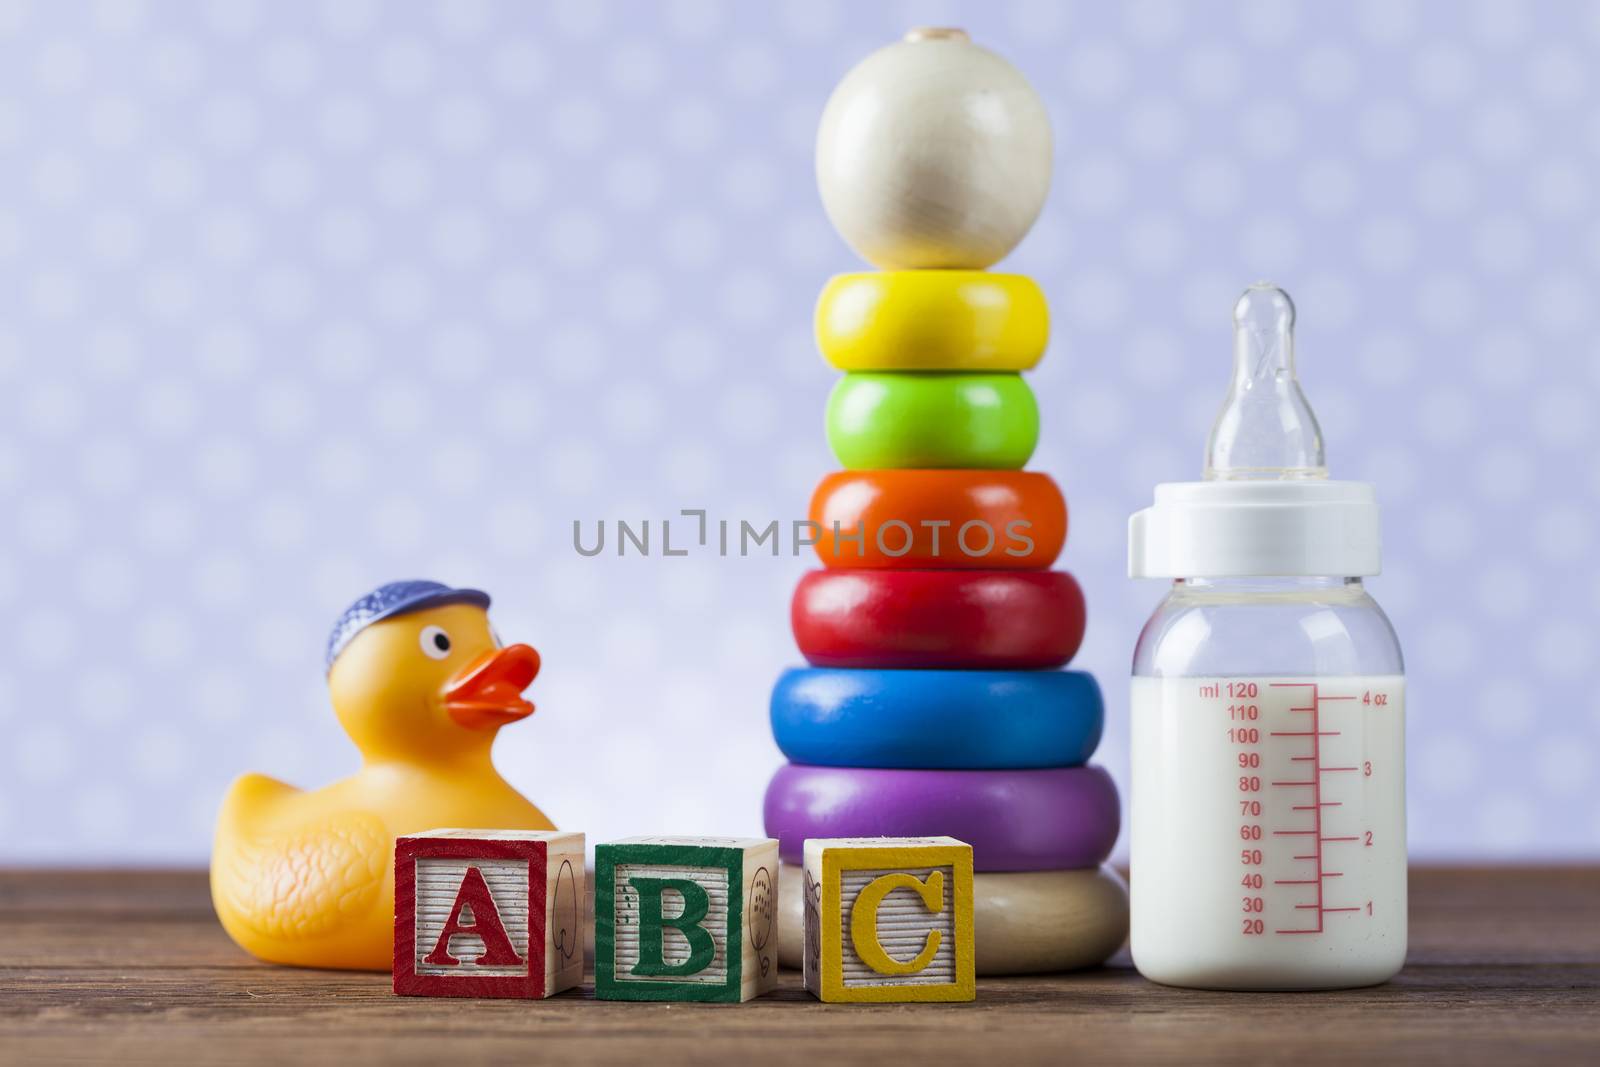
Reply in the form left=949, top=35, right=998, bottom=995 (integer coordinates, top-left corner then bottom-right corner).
left=325, top=580, right=490, bottom=673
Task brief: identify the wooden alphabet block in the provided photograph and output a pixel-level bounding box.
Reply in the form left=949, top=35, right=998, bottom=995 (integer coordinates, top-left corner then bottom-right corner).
left=802, top=836, right=975, bottom=1002
left=393, top=829, right=584, bottom=998
left=594, top=836, right=779, bottom=1002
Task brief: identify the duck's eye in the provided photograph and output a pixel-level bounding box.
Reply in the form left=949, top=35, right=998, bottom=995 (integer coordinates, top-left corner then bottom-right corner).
left=419, top=625, right=452, bottom=659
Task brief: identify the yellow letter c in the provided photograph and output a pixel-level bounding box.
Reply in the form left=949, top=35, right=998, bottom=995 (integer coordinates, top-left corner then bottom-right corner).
left=849, top=870, right=945, bottom=976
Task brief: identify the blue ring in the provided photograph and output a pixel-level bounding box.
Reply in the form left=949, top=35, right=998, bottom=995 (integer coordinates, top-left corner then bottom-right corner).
left=770, top=667, right=1103, bottom=770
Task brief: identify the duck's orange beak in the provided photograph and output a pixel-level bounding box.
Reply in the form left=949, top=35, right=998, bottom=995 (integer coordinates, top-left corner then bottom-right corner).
left=444, top=643, right=540, bottom=729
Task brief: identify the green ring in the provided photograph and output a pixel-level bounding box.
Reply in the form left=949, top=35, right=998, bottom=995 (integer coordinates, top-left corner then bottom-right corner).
left=826, top=372, right=1039, bottom=470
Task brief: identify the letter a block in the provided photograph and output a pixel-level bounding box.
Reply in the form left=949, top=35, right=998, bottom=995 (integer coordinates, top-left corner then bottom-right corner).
left=595, top=836, right=779, bottom=1002
left=803, top=837, right=975, bottom=1002
left=393, top=829, right=585, bottom=998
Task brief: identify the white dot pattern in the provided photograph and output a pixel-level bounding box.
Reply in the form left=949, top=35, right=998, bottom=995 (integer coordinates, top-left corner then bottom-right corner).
left=0, top=2, right=1593, bottom=862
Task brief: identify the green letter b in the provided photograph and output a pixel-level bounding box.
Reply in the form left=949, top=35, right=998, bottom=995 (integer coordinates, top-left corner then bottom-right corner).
left=628, top=877, right=717, bottom=977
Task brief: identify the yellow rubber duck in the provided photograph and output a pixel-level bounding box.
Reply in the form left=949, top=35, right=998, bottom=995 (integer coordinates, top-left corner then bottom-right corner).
left=211, top=580, right=555, bottom=970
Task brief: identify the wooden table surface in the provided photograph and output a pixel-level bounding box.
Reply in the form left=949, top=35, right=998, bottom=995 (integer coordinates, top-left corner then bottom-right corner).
left=1, top=867, right=1596, bottom=1065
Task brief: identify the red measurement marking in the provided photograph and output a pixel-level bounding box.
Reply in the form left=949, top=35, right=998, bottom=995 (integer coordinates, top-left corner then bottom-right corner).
left=1276, top=873, right=1345, bottom=885
left=1305, top=683, right=1326, bottom=932
left=1257, top=683, right=1366, bottom=938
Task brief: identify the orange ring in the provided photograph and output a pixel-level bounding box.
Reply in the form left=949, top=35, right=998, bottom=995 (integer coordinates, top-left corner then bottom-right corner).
left=809, top=470, right=1066, bottom=569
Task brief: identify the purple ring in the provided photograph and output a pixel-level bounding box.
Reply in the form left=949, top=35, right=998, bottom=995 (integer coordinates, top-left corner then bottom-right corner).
left=763, top=764, right=1120, bottom=872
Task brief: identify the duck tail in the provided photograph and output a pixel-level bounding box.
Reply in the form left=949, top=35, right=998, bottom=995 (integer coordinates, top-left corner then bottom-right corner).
left=214, top=772, right=297, bottom=845
left=210, top=773, right=299, bottom=939
left=210, top=774, right=390, bottom=962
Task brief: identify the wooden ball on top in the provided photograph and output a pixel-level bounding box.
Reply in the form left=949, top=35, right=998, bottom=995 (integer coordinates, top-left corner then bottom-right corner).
left=816, top=28, right=1053, bottom=271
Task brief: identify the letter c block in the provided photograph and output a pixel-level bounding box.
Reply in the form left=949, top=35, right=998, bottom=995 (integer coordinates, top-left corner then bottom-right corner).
left=803, top=836, right=975, bottom=1003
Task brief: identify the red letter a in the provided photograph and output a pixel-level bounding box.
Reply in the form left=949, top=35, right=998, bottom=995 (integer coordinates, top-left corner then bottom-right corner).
left=422, top=866, right=524, bottom=967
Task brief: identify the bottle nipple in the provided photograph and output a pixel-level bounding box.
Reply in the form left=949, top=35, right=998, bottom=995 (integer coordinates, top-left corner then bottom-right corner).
left=1203, top=283, right=1327, bottom=481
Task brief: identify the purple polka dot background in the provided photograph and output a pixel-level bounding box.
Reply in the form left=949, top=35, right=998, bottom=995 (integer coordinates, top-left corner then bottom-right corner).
left=0, top=0, right=1595, bottom=862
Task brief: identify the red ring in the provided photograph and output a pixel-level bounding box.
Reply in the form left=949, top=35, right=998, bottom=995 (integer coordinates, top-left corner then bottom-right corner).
left=791, top=569, right=1087, bottom=670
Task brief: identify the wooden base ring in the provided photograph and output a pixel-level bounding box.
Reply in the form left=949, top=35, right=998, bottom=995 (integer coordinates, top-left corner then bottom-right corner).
left=777, top=863, right=1128, bottom=975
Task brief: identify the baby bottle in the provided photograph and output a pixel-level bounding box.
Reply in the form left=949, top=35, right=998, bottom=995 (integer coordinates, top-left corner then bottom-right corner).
left=1127, top=284, right=1405, bottom=990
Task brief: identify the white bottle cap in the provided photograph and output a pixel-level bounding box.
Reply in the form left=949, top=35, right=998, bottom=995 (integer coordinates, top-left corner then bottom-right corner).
left=1128, top=284, right=1382, bottom=579
left=1129, top=480, right=1380, bottom=578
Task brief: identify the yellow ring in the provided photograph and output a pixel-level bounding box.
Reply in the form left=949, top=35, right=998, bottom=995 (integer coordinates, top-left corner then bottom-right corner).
left=815, top=271, right=1050, bottom=372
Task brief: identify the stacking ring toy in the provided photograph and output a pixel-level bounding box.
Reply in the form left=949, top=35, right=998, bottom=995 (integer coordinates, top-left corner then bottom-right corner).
left=826, top=373, right=1038, bottom=470
left=791, top=571, right=1087, bottom=670
left=763, top=764, right=1119, bottom=871
left=771, top=666, right=1102, bottom=767
left=809, top=470, right=1066, bottom=569
left=777, top=865, right=1128, bottom=975
left=815, top=272, right=1049, bottom=372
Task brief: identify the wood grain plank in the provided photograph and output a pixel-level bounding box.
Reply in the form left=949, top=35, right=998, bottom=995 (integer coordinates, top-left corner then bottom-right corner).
left=0, top=868, right=1596, bottom=1065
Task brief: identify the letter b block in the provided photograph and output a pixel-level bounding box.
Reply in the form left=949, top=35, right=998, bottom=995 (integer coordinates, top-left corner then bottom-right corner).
left=802, top=837, right=975, bottom=1002
left=595, top=836, right=779, bottom=1002
left=394, top=829, right=585, bottom=998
